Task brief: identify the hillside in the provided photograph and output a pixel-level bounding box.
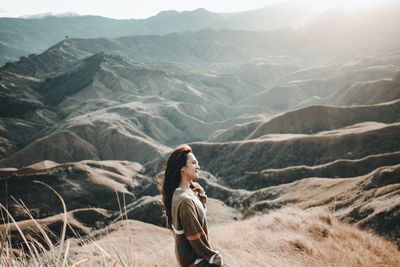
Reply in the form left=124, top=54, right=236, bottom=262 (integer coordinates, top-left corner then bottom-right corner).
left=235, top=164, right=400, bottom=247
left=4, top=207, right=400, bottom=266
left=1, top=31, right=399, bottom=167
left=192, top=122, right=400, bottom=178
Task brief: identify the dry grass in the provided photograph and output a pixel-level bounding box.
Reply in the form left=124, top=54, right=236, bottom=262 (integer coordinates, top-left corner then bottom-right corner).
left=212, top=207, right=400, bottom=267
left=1, top=198, right=400, bottom=267
left=0, top=181, right=140, bottom=267
left=0, top=181, right=69, bottom=266
left=67, top=207, right=400, bottom=267
left=68, top=220, right=172, bottom=266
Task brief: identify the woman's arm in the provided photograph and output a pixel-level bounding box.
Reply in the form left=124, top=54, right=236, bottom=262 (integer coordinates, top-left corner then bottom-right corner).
left=179, top=200, right=222, bottom=266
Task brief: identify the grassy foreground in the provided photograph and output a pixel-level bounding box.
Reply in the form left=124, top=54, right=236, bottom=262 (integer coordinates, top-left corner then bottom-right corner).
left=1, top=205, right=400, bottom=267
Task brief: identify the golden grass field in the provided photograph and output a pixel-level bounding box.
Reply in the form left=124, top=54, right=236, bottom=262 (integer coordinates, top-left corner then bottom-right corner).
left=2, top=204, right=400, bottom=267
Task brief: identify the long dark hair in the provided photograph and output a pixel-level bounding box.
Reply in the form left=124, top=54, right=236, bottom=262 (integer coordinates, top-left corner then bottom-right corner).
left=160, top=144, right=192, bottom=228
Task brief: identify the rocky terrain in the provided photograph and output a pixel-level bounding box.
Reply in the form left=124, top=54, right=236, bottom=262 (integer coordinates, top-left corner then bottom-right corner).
left=0, top=1, right=400, bottom=266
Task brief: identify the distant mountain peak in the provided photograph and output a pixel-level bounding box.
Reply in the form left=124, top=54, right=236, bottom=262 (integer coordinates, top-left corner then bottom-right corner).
left=149, top=7, right=216, bottom=22
left=154, top=10, right=179, bottom=18
left=191, top=8, right=212, bottom=13
left=19, top=12, right=81, bottom=19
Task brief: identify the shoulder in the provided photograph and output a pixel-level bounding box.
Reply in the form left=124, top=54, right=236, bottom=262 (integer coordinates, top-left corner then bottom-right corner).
left=173, top=189, right=199, bottom=208
left=174, top=189, right=194, bottom=201
left=176, top=193, right=196, bottom=210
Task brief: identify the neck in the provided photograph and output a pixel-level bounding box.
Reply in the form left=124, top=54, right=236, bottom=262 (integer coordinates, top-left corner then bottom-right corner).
left=179, top=176, right=191, bottom=190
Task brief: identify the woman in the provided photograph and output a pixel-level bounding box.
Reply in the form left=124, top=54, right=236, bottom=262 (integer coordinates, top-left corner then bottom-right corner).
left=161, top=144, right=223, bottom=267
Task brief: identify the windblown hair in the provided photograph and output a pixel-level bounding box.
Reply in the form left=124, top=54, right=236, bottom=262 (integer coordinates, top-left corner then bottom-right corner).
left=161, top=144, right=192, bottom=228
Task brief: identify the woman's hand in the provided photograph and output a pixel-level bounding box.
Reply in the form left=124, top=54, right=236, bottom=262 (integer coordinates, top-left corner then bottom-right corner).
left=190, top=181, right=205, bottom=195
left=190, top=181, right=207, bottom=205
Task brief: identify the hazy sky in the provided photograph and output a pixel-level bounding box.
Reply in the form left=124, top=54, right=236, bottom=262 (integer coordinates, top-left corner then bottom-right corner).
left=0, top=0, right=389, bottom=19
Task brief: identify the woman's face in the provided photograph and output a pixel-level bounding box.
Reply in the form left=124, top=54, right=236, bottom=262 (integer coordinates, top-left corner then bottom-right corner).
left=182, top=152, right=200, bottom=180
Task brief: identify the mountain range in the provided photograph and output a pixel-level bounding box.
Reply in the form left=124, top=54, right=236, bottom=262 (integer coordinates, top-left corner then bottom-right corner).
left=1, top=1, right=400, bottom=65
